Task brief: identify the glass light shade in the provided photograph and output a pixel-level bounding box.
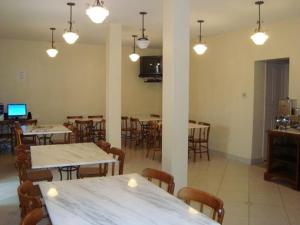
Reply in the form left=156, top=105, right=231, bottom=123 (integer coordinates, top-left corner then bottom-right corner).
left=86, top=5, right=109, bottom=23
left=251, top=31, right=269, bottom=45
left=46, top=48, right=58, bottom=58
left=63, top=31, right=79, bottom=44
left=136, top=38, right=150, bottom=49
left=193, top=43, right=207, bottom=55
left=129, top=53, right=140, bottom=62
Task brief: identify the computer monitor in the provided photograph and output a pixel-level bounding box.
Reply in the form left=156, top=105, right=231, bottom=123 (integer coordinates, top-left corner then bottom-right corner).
left=7, top=103, right=27, bottom=118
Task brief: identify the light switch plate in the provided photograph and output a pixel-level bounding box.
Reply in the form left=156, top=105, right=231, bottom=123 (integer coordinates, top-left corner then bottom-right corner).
left=16, top=71, right=26, bottom=81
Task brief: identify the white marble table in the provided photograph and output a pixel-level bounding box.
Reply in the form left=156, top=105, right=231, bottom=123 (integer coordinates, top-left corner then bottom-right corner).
left=189, top=123, right=209, bottom=129
left=31, top=142, right=116, bottom=169
left=138, top=116, right=161, bottom=122
left=22, top=124, right=72, bottom=145
left=39, top=174, right=219, bottom=225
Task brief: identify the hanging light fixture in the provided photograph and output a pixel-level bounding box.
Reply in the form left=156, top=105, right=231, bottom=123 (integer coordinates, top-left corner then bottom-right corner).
left=86, top=0, right=109, bottom=24
left=63, top=2, right=79, bottom=45
left=193, top=20, right=207, bottom=55
left=46, top=28, right=59, bottom=58
left=129, top=35, right=140, bottom=62
left=251, top=1, right=269, bottom=45
left=136, top=12, right=150, bottom=49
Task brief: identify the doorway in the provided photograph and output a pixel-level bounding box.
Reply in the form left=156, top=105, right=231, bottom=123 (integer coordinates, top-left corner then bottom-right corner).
left=252, top=58, right=289, bottom=164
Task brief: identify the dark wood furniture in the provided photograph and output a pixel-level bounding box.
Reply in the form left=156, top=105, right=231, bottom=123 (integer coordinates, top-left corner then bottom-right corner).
left=264, top=130, right=300, bottom=190
left=177, top=187, right=225, bottom=224
left=141, top=168, right=175, bottom=194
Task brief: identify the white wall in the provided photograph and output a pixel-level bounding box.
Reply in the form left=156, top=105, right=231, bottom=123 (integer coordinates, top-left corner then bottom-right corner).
left=0, top=39, right=162, bottom=123
left=190, top=16, right=300, bottom=162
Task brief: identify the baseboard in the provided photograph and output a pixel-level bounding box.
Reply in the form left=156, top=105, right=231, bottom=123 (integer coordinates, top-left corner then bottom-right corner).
left=211, top=149, right=252, bottom=165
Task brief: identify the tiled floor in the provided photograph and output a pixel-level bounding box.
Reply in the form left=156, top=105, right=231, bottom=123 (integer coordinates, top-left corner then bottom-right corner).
left=1, top=147, right=300, bottom=225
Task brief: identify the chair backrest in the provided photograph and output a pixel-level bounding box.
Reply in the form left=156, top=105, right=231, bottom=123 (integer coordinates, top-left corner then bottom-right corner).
left=19, top=120, right=38, bottom=126
left=96, top=140, right=111, bottom=153
left=198, top=122, right=211, bottom=142
left=141, top=168, right=175, bottom=194
left=121, top=116, right=129, bottom=130
left=189, top=120, right=197, bottom=137
left=147, top=121, right=162, bottom=148
left=14, top=122, right=23, bottom=146
left=75, top=120, right=94, bottom=142
left=88, top=115, right=103, bottom=119
left=15, top=144, right=30, bottom=155
left=107, top=147, right=125, bottom=175
left=16, top=153, right=31, bottom=183
left=67, top=116, right=83, bottom=119
left=18, top=181, right=42, bottom=218
left=21, top=208, right=44, bottom=225
left=130, top=118, right=140, bottom=131
left=177, top=187, right=225, bottom=224
left=150, top=114, right=160, bottom=118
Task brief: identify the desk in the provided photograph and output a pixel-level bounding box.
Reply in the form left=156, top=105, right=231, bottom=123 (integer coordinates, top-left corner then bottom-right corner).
left=22, top=124, right=71, bottom=145
left=39, top=173, right=219, bottom=225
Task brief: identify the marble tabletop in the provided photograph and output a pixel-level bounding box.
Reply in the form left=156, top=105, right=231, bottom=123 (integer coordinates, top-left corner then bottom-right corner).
left=21, top=124, right=72, bottom=136
left=138, top=116, right=162, bottom=122
left=39, top=174, right=219, bottom=225
left=31, top=143, right=116, bottom=169
left=156, top=122, right=209, bottom=130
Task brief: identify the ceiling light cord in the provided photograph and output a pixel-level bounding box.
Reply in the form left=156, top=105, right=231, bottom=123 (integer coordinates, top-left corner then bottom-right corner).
left=133, top=35, right=137, bottom=53
left=197, top=20, right=204, bottom=43
left=68, top=3, right=73, bottom=31
left=258, top=3, right=261, bottom=31
left=51, top=29, right=54, bottom=48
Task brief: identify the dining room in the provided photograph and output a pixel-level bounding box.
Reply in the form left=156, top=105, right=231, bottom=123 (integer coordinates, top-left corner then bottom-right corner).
left=1, top=0, right=300, bottom=225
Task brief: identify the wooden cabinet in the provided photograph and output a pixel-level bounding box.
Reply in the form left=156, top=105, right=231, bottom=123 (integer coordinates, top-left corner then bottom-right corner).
left=264, top=130, right=300, bottom=190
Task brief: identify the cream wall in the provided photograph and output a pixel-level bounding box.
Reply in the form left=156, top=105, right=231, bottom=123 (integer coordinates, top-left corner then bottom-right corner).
left=0, top=39, right=162, bottom=123
left=190, top=16, right=300, bottom=162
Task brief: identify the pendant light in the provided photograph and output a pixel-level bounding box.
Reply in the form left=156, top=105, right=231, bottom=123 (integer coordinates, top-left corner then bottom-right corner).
left=86, top=0, right=109, bottom=24
left=129, top=35, right=140, bottom=62
left=193, top=20, right=207, bottom=55
left=251, top=1, right=269, bottom=45
left=46, top=28, right=59, bottom=58
left=136, top=12, right=150, bottom=49
left=63, top=2, right=79, bottom=45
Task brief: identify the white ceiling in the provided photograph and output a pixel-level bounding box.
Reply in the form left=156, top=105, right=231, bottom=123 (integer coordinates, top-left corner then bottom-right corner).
left=0, top=0, right=299, bottom=47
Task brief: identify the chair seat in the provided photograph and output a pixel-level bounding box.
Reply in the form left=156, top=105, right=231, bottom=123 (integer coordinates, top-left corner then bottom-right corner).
left=27, top=169, right=53, bottom=182
left=192, top=138, right=208, bottom=143
left=78, top=166, right=106, bottom=178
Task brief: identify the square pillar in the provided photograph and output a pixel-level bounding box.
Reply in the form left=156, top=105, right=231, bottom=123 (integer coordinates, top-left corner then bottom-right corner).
left=106, top=24, right=122, bottom=148
left=162, top=0, right=190, bottom=191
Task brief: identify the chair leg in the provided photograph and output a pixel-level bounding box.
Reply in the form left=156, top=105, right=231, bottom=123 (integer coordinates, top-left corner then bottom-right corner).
left=58, top=168, right=63, bottom=181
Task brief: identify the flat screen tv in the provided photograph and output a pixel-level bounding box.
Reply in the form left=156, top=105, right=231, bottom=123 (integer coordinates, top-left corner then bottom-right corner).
left=7, top=103, right=27, bottom=118
left=139, top=56, right=162, bottom=78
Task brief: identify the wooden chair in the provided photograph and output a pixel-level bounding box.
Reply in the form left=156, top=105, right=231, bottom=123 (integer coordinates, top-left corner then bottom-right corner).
left=150, top=114, right=160, bottom=118
left=16, top=153, right=53, bottom=184
left=75, top=120, right=94, bottom=143
left=177, top=187, right=225, bottom=224
left=18, top=181, right=43, bottom=218
left=121, top=116, right=131, bottom=147
left=129, top=118, right=141, bottom=148
left=146, top=121, right=162, bottom=160
left=67, top=115, right=83, bottom=120
left=14, top=122, right=37, bottom=146
left=88, top=115, right=103, bottom=141
left=78, top=141, right=111, bottom=178
left=141, top=168, right=175, bottom=194
left=189, top=122, right=211, bottom=161
left=21, top=208, right=44, bottom=225
left=98, top=119, right=106, bottom=141
left=107, top=147, right=125, bottom=176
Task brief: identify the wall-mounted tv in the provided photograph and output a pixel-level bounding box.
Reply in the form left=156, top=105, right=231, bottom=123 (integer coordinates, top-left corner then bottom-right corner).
left=139, top=56, right=162, bottom=79
left=7, top=103, right=27, bottom=118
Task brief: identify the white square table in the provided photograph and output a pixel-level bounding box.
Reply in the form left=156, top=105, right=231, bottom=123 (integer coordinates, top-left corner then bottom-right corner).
left=39, top=173, right=219, bottom=225
left=31, top=143, right=116, bottom=180
left=22, top=124, right=72, bottom=145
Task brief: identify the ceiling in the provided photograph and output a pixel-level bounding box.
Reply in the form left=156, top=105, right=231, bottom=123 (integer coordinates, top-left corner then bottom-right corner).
left=0, top=0, right=299, bottom=47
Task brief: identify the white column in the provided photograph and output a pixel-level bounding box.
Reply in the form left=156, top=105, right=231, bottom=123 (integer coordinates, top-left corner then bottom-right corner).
left=106, top=24, right=122, bottom=148
left=162, top=0, right=190, bottom=191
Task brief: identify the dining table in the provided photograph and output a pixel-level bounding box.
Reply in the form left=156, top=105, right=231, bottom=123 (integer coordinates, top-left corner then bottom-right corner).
left=31, top=142, right=116, bottom=180
left=21, top=124, right=72, bottom=145
left=39, top=173, right=220, bottom=225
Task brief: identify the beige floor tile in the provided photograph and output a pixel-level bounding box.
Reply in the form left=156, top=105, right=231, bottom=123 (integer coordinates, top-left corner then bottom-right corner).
left=286, top=208, right=300, bottom=225
left=249, top=191, right=282, bottom=206
left=249, top=204, right=289, bottom=225
left=218, top=189, right=249, bottom=203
